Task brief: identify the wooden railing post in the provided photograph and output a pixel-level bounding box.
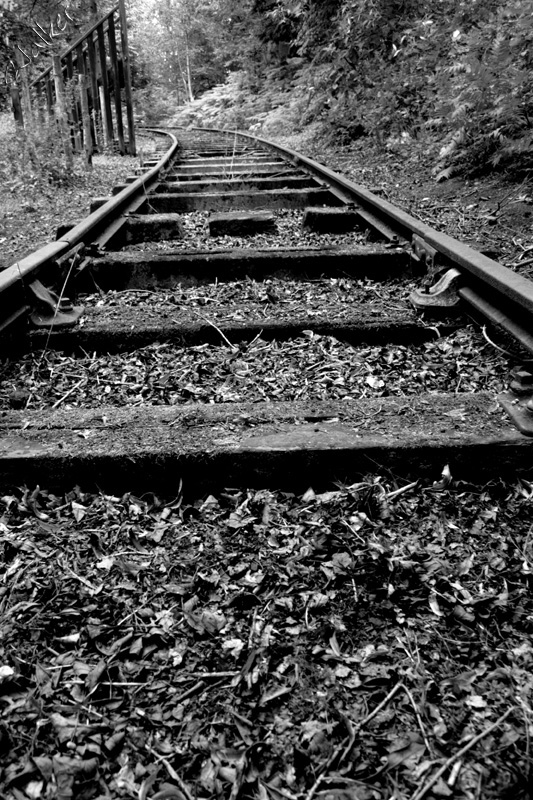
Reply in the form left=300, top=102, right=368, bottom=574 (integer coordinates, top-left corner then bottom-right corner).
left=86, top=31, right=101, bottom=148
left=108, top=13, right=126, bottom=154
left=96, top=21, right=114, bottom=145
left=66, top=51, right=82, bottom=152
left=32, top=81, right=42, bottom=125
left=119, top=0, right=136, bottom=156
left=79, top=74, right=93, bottom=167
left=14, top=49, right=33, bottom=127
left=10, top=86, right=24, bottom=128
left=45, top=78, right=54, bottom=118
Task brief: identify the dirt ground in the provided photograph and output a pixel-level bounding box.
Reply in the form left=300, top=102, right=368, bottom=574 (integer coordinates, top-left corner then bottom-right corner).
left=1, top=479, right=533, bottom=800
left=312, top=136, right=533, bottom=274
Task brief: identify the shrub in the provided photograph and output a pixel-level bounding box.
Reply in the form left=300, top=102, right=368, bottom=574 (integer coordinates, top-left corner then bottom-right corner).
left=436, top=0, right=533, bottom=174
left=0, top=112, right=77, bottom=193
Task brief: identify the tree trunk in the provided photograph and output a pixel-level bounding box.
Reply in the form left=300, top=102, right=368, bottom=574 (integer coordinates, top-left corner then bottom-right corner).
left=184, top=30, right=194, bottom=102
left=174, top=40, right=194, bottom=103
left=174, top=46, right=189, bottom=102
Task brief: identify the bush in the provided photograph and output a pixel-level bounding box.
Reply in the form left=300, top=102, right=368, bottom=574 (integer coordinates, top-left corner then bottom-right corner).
left=0, top=112, right=77, bottom=193
left=435, top=1, right=533, bottom=174
left=164, top=72, right=251, bottom=130
left=138, top=0, right=533, bottom=175
left=134, top=85, right=173, bottom=125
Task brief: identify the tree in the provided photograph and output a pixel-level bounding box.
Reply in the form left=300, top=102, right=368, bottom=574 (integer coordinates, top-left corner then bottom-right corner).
left=128, top=0, right=252, bottom=105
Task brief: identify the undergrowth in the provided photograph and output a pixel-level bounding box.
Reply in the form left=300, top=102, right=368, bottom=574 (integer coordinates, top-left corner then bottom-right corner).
left=0, top=114, right=77, bottom=193
left=161, top=1, right=533, bottom=178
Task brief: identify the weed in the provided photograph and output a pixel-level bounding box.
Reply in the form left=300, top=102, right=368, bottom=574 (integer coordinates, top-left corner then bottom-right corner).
left=0, top=112, right=78, bottom=192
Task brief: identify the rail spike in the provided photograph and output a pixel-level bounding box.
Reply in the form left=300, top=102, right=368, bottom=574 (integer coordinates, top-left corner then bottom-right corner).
left=499, top=364, right=533, bottom=437
left=29, top=244, right=86, bottom=330
left=28, top=279, right=83, bottom=330
left=409, top=267, right=462, bottom=310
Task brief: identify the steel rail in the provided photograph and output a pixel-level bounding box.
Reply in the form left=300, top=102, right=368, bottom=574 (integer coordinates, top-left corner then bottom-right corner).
left=193, top=127, right=533, bottom=350
left=0, top=129, right=178, bottom=329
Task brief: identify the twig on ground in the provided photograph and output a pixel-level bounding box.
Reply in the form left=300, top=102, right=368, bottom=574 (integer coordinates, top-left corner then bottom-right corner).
left=304, top=682, right=404, bottom=800
left=115, top=289, right=161, bottom=295
left=146, top=748, right=195, bottom=800
left=248, top=607, right=260, bottom=649
left=304, top=736, right=350, bottom=800
left=247, top=329, right=264, bottom=348
left=193, top=312, right=238, bottom=351
left=52, top=376, right=85, bottom=409
left=174, top=680, right=206, bottom=704
left=401, top=683, right=434, bottom=757
left=355, top=680, right=404, bottom=730
left=339, top=715, right=357, bottom=764
left=480, top=325, right=522, bottom=358
left=342, top=519, right=366, bottom=544
left=187, top=671, right=240, bottom=678
left=447, top=760, right=462, bottom=787
left=386, top=481, right=419, bottom=500
left=159, top=762, right=195, bottom=800
left=409, top=707, right=514, bottom=800
left=510, top=255, right=533, bottom=269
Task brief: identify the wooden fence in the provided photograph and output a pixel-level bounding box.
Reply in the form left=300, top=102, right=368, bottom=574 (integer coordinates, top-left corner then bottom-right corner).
left=25, top=0, right=136, bottom=157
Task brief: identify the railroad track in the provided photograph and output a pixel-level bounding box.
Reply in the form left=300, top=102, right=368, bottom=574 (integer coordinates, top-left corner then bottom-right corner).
left=1, top=126, right=533, bottom=492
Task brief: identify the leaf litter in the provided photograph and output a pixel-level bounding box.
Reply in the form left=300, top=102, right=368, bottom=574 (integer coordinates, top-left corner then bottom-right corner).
left=0, top=327, right=509, bottom=410
left=82, top=278, right=413, bottom=322
left=124, top=210, right=369, bottom=252
left=0, top=476, right=532, bottom=799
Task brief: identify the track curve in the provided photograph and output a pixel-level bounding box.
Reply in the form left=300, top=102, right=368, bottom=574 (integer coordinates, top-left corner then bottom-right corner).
left=1, top=126, right=532, bottom=492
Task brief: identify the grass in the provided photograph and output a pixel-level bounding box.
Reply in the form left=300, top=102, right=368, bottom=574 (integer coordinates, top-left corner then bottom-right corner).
left=0, top=112, right=153, bottom=270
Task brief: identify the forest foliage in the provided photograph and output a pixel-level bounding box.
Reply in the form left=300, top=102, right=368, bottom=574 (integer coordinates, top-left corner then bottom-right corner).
left=1, top=0, right=533, bottom=175
left=156, top=0, right=533, bottom=175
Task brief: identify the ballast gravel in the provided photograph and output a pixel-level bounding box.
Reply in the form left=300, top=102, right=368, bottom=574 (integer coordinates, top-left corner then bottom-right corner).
left=0, top=327, right=509, bottom=410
